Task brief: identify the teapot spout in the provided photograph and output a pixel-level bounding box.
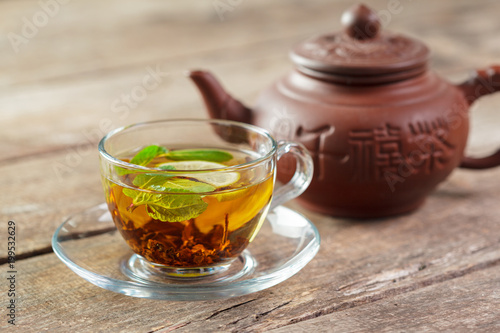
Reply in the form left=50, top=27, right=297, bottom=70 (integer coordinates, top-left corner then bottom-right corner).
left=188, top=70, right=253, bottom=124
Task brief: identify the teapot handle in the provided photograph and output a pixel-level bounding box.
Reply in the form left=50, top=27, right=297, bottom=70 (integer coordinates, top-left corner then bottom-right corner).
left=457, top=65, right=500, bottom=169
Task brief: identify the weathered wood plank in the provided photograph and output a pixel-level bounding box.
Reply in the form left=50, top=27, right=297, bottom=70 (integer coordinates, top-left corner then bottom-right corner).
left=0, top=151, right=103, bottom=257
left=2, top=0, right=498, bottom=85
left=269, top=265, right=500, bottom=333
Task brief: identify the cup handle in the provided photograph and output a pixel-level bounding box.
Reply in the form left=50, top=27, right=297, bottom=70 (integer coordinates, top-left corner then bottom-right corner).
left=270, top=141, right=314, bottom=209
left=457, top=65, right=500, bottom=169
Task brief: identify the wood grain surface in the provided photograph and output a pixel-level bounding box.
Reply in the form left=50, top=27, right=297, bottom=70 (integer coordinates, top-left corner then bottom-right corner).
left=1, top=0, right=500, bottom=332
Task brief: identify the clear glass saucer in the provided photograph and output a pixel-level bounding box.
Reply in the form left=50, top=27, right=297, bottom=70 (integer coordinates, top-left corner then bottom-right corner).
left=52, top=203, right=320, bottom=301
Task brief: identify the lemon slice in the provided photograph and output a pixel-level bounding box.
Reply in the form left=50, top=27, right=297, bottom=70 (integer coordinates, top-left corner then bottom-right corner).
left=158, top=161, right=239, bottom=188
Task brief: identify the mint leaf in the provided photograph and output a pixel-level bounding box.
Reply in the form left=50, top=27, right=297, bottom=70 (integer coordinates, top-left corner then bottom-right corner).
left=130, top=145, right=168, bottom=166
left=116, top=145, right=168, bottom=176
left=115, top=166, right=132, bottom=176
left=122, top=189, right=208, bottom=222
left=118, top=146, right=231, bottom=221
left=123, top=175, right=216, bottom=222
left=132, top=174, right=173, bottom=190
left=147, top=195, right=207, bottom=222
left=159, top=165, right=176, bottom=170
left=130, top=166, right=176, bottom=190
left=147, top=195, right=208, bottom=222
left=160, top=178, right=216, bottom=193
left=132, top=175, right=215, bottom=193
left=167, top=149, right=233, bottom=162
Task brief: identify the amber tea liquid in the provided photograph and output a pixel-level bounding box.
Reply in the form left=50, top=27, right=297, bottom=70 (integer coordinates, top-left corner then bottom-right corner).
left=103, top=148, right=274, bottom=269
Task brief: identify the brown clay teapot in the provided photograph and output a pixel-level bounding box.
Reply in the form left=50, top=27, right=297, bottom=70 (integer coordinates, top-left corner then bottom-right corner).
left=188, top=4, right=500, bottom=218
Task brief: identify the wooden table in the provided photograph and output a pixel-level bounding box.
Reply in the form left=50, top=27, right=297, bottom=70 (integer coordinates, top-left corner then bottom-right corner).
left=2, top=0, right=500, bottom=331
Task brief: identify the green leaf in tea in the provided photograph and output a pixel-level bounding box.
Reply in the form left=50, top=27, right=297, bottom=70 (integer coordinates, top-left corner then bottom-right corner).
left=123, top=190, right=209, bottom=222
left=132, top=175, right=215, bottom=193
left=120, top=146, right=232, bottom=221
left=116, top=145, right=169, bottom=176
left=123, top=173, right=216, bottom=222
left=146, top=195, right=209, bottom=222
left=167, top=149, right=233, bottom=162
left=130, top=145, right=168, bottom=166
left=158, top=165, right=176, bottom=170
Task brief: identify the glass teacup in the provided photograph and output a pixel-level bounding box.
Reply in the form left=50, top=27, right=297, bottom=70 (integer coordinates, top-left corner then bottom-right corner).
left=98, top=119, right=313, bottom=277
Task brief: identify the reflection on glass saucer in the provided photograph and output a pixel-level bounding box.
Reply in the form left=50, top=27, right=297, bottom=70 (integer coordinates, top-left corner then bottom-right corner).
left=52, top=203, right=320, bottom=301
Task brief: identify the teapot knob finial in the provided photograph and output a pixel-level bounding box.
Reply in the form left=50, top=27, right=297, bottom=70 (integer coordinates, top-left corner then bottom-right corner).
left=341, top=4, right=381, bottom=40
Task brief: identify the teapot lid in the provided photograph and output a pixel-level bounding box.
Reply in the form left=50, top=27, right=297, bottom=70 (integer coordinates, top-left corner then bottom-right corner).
left=290, top=4, right=430, bottom=84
